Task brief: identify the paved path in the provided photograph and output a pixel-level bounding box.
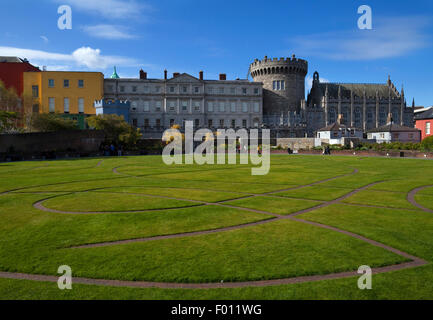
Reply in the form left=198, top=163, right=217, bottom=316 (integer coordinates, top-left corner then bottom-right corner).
left=407, top=186, right=433, bottom=214
left=0, top=164, right=430, bottom=289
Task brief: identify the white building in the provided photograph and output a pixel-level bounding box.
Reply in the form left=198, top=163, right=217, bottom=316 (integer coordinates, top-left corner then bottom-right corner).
left=316, top=122, right=363, bottom=145
left=367, top=123, right=421, bottom=143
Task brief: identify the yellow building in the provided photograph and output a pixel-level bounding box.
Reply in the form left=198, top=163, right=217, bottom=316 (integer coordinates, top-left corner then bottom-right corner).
left=23, top=71, right=103, bottom=115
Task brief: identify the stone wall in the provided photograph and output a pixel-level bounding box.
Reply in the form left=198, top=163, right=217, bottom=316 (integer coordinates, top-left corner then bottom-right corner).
left=296, top=149, right=433, bottom=159
left=275, top=138, right=320, bottom=150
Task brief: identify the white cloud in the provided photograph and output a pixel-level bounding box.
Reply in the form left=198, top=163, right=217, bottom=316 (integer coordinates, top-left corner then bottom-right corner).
left=82, top=24, right=136, bottom=40
left=52, top=0, right=150, bottom=19
left=0, top=46, right=139, bottom=70
left=291, top=16, right=430, bottom=60
left=306, top=75, right=329, bottom=91
left=40, top=36, right=49, bottom=43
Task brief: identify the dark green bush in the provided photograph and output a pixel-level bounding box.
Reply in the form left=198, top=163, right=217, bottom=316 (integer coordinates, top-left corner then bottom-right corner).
left=421, top=136, right=433, bottom=151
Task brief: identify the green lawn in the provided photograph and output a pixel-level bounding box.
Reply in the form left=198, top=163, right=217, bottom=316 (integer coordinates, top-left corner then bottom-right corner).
left=275, top=185, right=354, bottom=201
left=0, top=155, right=432, bottom=299
left=93, top=186, right=245, bottom=203
left=414, top=194, right=433, bottom=211
left=341, top=189, right=418, bottom=210
left=224, top=196, right=320, bottom=215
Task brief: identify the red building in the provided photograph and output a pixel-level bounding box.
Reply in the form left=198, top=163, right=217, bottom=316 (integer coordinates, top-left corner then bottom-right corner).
left=415, top=107, right=433, bottom=140
left=0, top=56, right=40, bottom=96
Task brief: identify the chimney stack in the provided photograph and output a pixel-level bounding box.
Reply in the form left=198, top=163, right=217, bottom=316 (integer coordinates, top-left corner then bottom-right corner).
left=173, top=72, right=180, bottom=78
left=199, top=71, right=204, bottom=81
left=139, top=69, right=147, bottom=80
left=164, top=69, right=168, bottom=80
left=219, top=74, right=227, bottom=81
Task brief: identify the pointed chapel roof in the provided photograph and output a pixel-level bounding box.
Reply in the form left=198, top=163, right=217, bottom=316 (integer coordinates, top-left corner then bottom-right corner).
left=110, top=66, right=120, bottom=79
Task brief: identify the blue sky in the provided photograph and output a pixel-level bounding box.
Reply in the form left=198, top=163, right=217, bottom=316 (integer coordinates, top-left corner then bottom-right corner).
left=1, top=0, right=432, bottom=106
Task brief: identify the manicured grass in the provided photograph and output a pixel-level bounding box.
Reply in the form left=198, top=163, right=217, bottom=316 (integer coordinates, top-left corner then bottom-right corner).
left=43, top=192, right=200, bottom=212
left=2, top=264, right=433, bottom=300
left=0, top=193, right=270, bottom=247
left=299, top=204, right=433, bottom=261
left=342, top=190, right=417, bottom=210
left=414, top=194, right=433, bottom=211
left=275, top=186, right=354, bottom=201
left=224, top=196, right=320, bottom=215
left=0, top=219, right=406, bottom=283
left=1, top=155, right=433, bottom=300
left=370, top=180, right=433, bottom=193
left=419, top=186, right=433, bottom=196
left=94, top=186, right=244, bottom=203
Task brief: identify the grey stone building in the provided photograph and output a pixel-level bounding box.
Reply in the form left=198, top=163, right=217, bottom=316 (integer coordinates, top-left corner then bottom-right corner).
left=103, top=70, right=263, bottom=138
left=101, top=55, right=415, bottom=139
left=305, top=72, right=415, bottom=137
left=250, top=55, right=308, bottom=137
left=249, top=55, right=415, bottom=138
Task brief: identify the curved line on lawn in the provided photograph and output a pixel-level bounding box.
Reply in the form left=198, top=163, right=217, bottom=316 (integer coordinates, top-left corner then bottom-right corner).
left=407, top=186, right=433, bottom=213
left=2, top=166, right=430, bottom=289
left=69, top=180, right=379, bottom=248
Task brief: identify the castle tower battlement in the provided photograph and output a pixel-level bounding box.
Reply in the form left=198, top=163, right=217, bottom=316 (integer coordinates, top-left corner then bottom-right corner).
left=249, top=55, right=308, bottom=128
left=250, top=55, right=308, bottom=76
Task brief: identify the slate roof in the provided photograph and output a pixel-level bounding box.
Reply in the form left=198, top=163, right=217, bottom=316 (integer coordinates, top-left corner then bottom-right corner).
left=0, top=56, right=26, bottom=63
left=367, top=123, right=420, bottom=133
left=318, top=122, right=347, bottom=132
left=317, top=122, right=363, bottom=132
left=317, top=83, right=400, bottom=99
left=414, top=108, right=433, bottom=120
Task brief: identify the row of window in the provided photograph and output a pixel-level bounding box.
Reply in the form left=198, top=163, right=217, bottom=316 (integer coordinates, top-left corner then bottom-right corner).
left=272, top=80, right=285, bottom=91
left=48, top=79, right=84, bottom=88
left=372, top=133, right=415, bottom=140
left=208, top=101, right=260, bottom=113
left=48, top=97, right=85, bottom=113
left=129, top=101, right=261, bottom=113
left=132, top=118, right=260, bottom=129
left=110, top=85, right=260, bottom=95
left=31, top=80, right=85, bottom=98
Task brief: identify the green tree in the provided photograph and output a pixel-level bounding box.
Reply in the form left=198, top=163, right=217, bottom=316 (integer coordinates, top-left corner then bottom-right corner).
left=86, top=114, right=142, bottom=147
left=30, top=113, right=79, bottom=132
left=0, top=111, right=20, bottom=133
left=0, top=80, right=22, bottom=131
left=421, top=136, right=433, bottom=151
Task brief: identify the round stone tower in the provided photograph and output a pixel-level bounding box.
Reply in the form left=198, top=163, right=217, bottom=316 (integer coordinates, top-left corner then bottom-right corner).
left=250, top=55, right=308, bottom=127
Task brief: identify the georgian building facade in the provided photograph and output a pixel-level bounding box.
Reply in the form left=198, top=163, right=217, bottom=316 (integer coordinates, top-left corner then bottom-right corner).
left=103, top=71, right=263, bottom=138
left=100, top=56, right=416, bottom=138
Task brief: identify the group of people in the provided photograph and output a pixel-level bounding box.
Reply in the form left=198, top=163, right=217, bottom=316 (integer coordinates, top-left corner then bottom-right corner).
left=100, top=143, right=123, bottom=157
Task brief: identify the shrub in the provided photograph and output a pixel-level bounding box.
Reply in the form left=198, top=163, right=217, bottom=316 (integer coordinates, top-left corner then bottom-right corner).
left=86, top=114, right=142, bottom=147
left=421, top=136, right=433, bottom=151
left=30, top=113, right=78, bottom=132
left=0, top=111, right=20, bottom=133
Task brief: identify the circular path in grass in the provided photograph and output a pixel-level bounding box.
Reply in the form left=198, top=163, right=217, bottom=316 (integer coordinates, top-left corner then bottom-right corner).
left=0, top=162, right=431, bottom=289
